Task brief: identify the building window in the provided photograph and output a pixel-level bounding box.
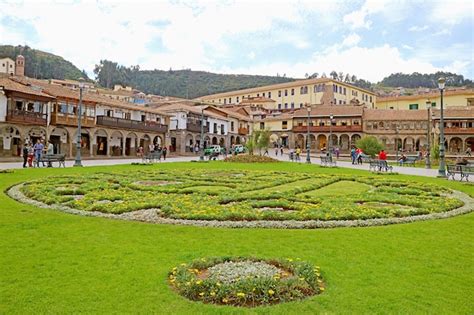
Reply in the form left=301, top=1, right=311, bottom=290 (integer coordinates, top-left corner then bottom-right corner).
left=282, top=121, right=288, bottom=129
left=268, top=91, right=271, bottom=98
left=231, top=121, right=234, bottom=131
left=333, top=84, right=337, bottom=92
left=291, top=102, right=294, bottom=109
left=369, top=96, right=372, bottom=102
left=236, top=96, right=239, bottom=103
left=229, top=97, right=231, bottom=103
left=278, top=90, right=281, bottom=97
left=409, top=104, right=419, bottom=110
left=221, top=124, right=225, bottom=134
left=278, top=104, right=282, bottom=109
left=353, top=120, right=360, bottom=125
left=431, top=102, right=436, bottom=107
left=260, top=122, right=265, bottom=130
left=285, top=89, right=288, bottom=96
left=300, top=103, right=303, bottom=108
left=291, top=88, right=295, bottom=95
left=339, top=100, right=343, bottom=105
left=262, top=92, right=265, bottom=97
left=257, top=93, right=260, bottom=97
left=338, top=86, right=342, bottom=94
left=343, top=87, right=346, bottom=95
left=213, top=123, right=217, bottom=133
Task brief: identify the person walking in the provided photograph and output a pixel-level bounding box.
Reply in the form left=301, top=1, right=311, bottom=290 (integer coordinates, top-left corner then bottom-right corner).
left=335, top=147, right=340, bottom=159
left=33, top=139, right=44, bottom=167
left=162, top=146, right=167, bottom=160
left=22, top=142, right=28, bottom=168
left=466, top=147, right=472, bottom=157
left=280, top=146, right=284, bottom=156
left=275, top=146, right=279, bottom=156
left=46, top=140, right=54, bottom=167
left=295, top=147, right=301, bottom=162
left=351, top=147, right=356, bottom=164
left=263, top=147, right=269, bottom=156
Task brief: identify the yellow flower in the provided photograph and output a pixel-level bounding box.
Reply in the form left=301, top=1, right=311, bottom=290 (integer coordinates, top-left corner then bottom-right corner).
left=216, top=282, right=221, bottom=287
left=196, top=280, right=202, bottom=285
left=236, top=292, right=245, bottom=298
left=299, top=277, right=305, bottom=281
left=319, top=287, right=325, bottom=291
left=268, top=289, right=275, bottom=295
left=185, top=281, right=191, bottom=286
left=210, top=291, right=216, bottom=296
left=287, top=258, right=293, bottom=262
left=222, top=298, right=229, bottom=303
left=199, top=292, right=205, bottom=297
left=317, top=279, right=323, bottom=284
left=316, top=273, right=321, bottom=277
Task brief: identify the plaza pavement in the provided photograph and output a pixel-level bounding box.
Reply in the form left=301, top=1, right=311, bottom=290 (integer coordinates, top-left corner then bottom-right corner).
left=0, top=152, right=442, bottom=178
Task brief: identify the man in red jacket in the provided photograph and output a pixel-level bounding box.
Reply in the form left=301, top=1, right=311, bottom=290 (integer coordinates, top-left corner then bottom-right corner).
left=378, top=150, right=387, bottom=160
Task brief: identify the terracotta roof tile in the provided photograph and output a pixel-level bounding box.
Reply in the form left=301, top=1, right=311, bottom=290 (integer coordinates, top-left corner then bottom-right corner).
left=293, top=105, right=364, bottom=117
left=364, top=109, right=428, bottom=120
left=378, top=89, right=474, bottom=102
left=0, top=77, right=55, bottom=99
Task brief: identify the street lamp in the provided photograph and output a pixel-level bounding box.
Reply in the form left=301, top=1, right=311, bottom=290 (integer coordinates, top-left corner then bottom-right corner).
left=425, top=99, right=432, bottom=169
left=199, top=107, right=205, bottom=161
left=437, top=77, right=446, bottom=177
left=306, top=105, right=311, bottom=163
left=395, top=125, right=399, bottom=162
left=73, top=78, right=85, bottom=167
left=328, top=113, right=334, bottom=160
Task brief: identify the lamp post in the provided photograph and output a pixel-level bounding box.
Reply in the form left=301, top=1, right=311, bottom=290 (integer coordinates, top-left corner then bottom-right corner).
left=73, top=78, right=85, bottom=167
left=306, top=105, right=311, bottom=163
left=437, top=77, right=446, bottom=177
left=199, top=107, right=205, bottom=161
left=425, top=99, right=432, bottom=169
left=328, top=113, right=334, bottom=160
left=395, top=125, right=399, bottom=162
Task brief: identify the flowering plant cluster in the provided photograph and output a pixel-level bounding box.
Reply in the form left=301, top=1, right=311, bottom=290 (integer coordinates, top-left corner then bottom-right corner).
left=20, top=169, right=463, bottom=221
left=168, top=257, right=324, bottom=307
left=223, top=155, right=279, bottom=163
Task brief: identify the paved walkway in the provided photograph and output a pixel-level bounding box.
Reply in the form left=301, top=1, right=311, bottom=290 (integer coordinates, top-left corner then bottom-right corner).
left=0, top=153, right=440, bottom=178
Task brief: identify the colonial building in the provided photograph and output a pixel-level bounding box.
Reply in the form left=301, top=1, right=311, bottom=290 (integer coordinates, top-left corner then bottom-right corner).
left=376, top=88, right=474, bottom=110
left=0, top=76, right=169, bottom=159
left=0, top=57, right=15, bottom=75
left=197, top=78, right=376, bottom=109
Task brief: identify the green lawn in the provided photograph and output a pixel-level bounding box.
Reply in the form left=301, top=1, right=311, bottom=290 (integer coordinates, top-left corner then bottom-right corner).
left=1, top=162, right=473, bottom=314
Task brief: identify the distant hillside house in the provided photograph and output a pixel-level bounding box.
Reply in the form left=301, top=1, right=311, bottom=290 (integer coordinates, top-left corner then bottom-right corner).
left=0, top=57, right=15, bottom=75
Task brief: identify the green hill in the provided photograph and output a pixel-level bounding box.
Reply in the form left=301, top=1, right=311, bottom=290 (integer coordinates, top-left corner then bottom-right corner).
left=0, top=45, right=87, bottom=80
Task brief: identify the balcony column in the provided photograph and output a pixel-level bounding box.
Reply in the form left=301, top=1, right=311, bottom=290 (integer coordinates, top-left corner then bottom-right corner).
left=122, top=140, right=126, bottom=157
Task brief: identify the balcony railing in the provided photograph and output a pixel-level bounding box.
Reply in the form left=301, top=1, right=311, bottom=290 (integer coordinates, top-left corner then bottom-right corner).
left=238, top=127, right=249, bottom=135
left=97, top=116, right=168, bottom=133
left=444, top=127, right=474, bottom=134
left=6, top=109, right=47, bottom=125
left=51, top=112, right=95, bottom=128
left=186, top=122, right=209, bottom=133
left=292, top=125, right=362, bottom=133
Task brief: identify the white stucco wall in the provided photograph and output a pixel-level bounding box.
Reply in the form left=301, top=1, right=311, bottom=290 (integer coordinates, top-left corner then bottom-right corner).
left=0, top=94, right=7, bottom=122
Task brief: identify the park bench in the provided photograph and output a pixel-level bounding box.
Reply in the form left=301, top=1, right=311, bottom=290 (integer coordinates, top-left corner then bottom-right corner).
left=320, top=156, right=336, bottom=167
left=447, top=164, right=473, bottom=181
left=208, top=151, right=220, bottom=161
left=399, top=156, right=418, bottom=166
left=41, top=153, right=66, bottom=168
left=143, top=151, right=162, bottom=163
left=369, top=159, right=393, bottom=172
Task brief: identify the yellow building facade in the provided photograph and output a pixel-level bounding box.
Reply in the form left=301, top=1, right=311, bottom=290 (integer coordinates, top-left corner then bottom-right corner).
left=198, top=78, right=376, bottom=109
left=376, top=89, right=474, bottom=110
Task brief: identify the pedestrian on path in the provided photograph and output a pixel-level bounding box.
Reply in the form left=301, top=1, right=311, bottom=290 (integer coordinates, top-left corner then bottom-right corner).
left=33, top=139, right=44, bottom=167
left=22, top=142, right=28, bottom=168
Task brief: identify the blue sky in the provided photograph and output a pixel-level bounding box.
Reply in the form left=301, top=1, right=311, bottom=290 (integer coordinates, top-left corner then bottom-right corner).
left=0, top=0, right=472, bottom=82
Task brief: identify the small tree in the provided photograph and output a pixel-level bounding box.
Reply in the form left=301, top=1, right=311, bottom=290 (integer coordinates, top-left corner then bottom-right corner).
left=256, top=129, right=271, bottom=155
left=355, top=136, right=384, bottom=158
left=430, top=142, right=440, bottom=161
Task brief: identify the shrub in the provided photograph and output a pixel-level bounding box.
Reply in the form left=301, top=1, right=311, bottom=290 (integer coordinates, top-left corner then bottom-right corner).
left=356, top=136, right=384, bottom=157
left=224, top=155, right=279, bottom=163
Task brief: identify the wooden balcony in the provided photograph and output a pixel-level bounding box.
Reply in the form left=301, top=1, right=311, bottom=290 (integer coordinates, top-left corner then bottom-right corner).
left=51, top=112, right=95, bottom=128
left=186, top=122, right=209, bottom=133
left=292, top=125, right=363, bottom=133
left=444, top=127, right=474, bottom=135
left=97, top=116, right=168, bottom=133
left=6, top=109, right=47, bottom=125
left=238, top=127, right=249, bottom=135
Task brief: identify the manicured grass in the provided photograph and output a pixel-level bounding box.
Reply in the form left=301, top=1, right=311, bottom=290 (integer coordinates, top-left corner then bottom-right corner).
left=303, top=180, right=371, bottom=197
left=0, top=162, right=473, bottom=314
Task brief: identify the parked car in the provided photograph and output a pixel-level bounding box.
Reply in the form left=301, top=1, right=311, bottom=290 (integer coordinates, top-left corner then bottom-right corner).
left=204, top=145, right=222, bottom=156
left=232, top=144, right=246, bottom=154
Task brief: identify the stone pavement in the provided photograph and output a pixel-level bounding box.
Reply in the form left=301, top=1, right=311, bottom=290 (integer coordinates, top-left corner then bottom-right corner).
left=0, top=153, right=441, bottom=178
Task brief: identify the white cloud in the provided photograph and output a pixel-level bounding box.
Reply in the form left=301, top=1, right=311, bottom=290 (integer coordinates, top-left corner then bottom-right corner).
left=442, top=60, right=471, bottom=74
left=342, top=33, right=361, bottom=47
left=402, top=44, right=414, bottom=50
left=431, top=0, right=473, bottom=25
left=343, top=0, right=389, bottom=29
left=219, top=44, right=447, bottom=82
left=408, top=25, right=428, bottom=32
left=247, top=51, right=256, bottom=60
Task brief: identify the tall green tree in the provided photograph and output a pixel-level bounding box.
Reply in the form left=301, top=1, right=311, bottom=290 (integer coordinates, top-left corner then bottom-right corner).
left=356, top=136, right=384, bottom=158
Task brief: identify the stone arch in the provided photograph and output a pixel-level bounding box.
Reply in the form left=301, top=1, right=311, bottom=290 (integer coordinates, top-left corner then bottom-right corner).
left=280, top=133, right=289, bottom=147
left=125, top=132, right=138, bottom=156
left=72, top=128, right=91, bottom=157
left=204, top=135, right=211, bottom=148
left=109, top=130, right=124, bottom=156
left=212, top=136, right=218, bottom=145
left=350, top=134, right=361, bottom=146
left=339, top=134, right=350, bottom=151
left=94, top=128, right=109, bottom=156
left=328, top=134, right=338, bottom=150
left=317, top=134, right=327, bottom=150
left=394, top=137, right=403, bottom=152
left=50, top=127, right=69, bottom=154
left=0, top=125, right=23, bottom=157
left=295, top=134, right=305, bottom=149
left=235, top=136, right=241, bottom=145
left=449, top=137, right=463, bottom=153
left=270, top=133, right=279, bottom=146
left=153, top=135, right=163, bottom=146
left=26, top=126, right=47, bottom=144
left=416, top=136, right=427, bottom=151
left=466, top=137, right=474, bottom=153
left=230, top=135, right=235, bottom=145
left=403, top=137, right=415, bottom=152
left=185, top=133, right=194, bottom=152
left=307, top=134, right=317, bottom=150
left=219, top=137, right=225, bottom=147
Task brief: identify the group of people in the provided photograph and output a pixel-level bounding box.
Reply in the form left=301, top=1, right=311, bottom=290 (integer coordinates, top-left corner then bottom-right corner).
left=22, top=139, right=54, bottom=168
left=136, top=143, right=168, bottom=160
left=350, top=147, right=364, bottom=164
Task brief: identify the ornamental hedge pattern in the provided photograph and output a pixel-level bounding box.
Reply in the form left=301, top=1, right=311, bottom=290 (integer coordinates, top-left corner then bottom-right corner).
left=18, top=169, right=463, bottom=222
left=168, top=257, right=324, bottom=307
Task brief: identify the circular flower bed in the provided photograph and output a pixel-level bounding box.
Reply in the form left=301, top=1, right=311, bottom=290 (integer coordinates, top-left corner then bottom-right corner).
left=223, top=154, right=279, bottom=163
left=168, top=257, right=324, bottom=307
